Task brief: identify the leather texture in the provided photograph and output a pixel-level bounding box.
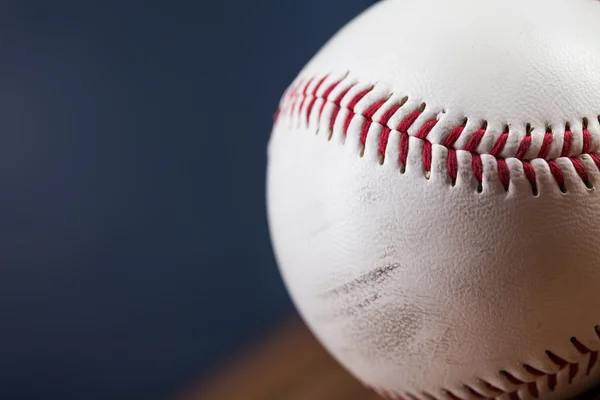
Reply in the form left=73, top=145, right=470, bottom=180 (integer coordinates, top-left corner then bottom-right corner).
left=266, top=0, right=600, bottom=399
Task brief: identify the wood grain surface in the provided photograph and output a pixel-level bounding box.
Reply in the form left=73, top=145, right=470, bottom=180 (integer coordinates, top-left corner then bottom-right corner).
left=178, top=317, right=600, bottom=400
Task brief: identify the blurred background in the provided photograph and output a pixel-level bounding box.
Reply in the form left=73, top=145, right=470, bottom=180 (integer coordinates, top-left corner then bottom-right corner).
left=0, top=1, right=380, bottom=399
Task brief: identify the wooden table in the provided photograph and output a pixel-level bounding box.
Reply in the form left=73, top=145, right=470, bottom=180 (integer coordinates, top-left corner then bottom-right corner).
left=179, top=317, right=600, bottom=400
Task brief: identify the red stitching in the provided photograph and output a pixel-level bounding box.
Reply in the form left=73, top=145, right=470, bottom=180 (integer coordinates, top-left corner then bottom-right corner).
left=472, top=155, right=482, bottom=184
left=562, top=128, right=573, bottom=157
left=538, top=131, right=553, bottom=159
left=399, top=131, right=410, bottom=166
left=328, top=84, right=353, bottom=132
left=444, top=126, right=464, bottom=148
left=547, top=161, right=565, bottom=188
left=583, top=128, right=592, bottom=154
left=379, top=104, right=401, bottom=156
left=398, top=110, right=422, bottom=134
left=318, top=79, right=341, bottom=120
left=344, top=88, right=373, bottom=135
left=360, top=334, right=600, bottom=400
left=277, top=75, right=600, bottom=193
left=497, top=159, right=510, bottom=190
left=464, top=129, right=485, bottom=152
left=305, top=75, right=329, bottom=124
left=570, top=158, right=589, bottom=184
left=362, top=99, right=387, bottom=144
left=448, top=149, right=458, bottom=183
left=423, top=141, right=433, bottom=173
left=279, top=81, right=600, bottom=399
left=490, top=132, right=509, bottom=156
left=515, top=135, right=532, bottom=159
left=296, top=77, right=315, bottom=121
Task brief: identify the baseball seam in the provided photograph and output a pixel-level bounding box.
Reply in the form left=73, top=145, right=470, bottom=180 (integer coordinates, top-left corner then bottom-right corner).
left=274, top=73, right=600, bottom=195
left=366, top=328, right=599, bottom=400
left=273, top=74, right=600, bottom=399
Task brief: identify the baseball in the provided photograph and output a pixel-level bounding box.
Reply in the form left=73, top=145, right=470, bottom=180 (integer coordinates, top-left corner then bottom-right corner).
left=266, top=0, right=600, bottom=399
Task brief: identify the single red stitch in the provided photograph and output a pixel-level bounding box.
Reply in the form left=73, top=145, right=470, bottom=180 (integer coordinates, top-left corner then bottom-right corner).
left=317, top=79, right=342, bottom=120
left=443, top=126, right=464, bottom=148
left=528, top=381, right=539, bottom=399
left=378, top=104, right=402, bottom=156
left=423, top=141, right=432, bottom=172
left=285, top=78, right=304, bottom=116
left=329, top=84, right=355, bottom=132
left=516, top=135, right=532, bottom=159
left=343, top=112, right=355, bottom=136
left=522, top=162, right=536, bottom=187
left=347, top=88, right=373, bottom=109
left=329, top=85, right=355, bottom=131
left=296, top=77, right=315, bottom=121
left=332, top=84, right=354, bottom=107
left=490, top=133, right=509, bottom=157
left=472, top=155, right=483, bottom=183
left=447, top=149, right=458, bottom=182
left=416, top=119, right=438, bottom=140
left=590, top=154, right=600, bottom=171
left=344, top=88, right=373, bottom=135
left=562, top=129, right=573, bottom=157
left=360, top=121, right=372, bottom=144
left=570, top=158, right=589, bottom=184
left=379, top=104, right=401, bottom=126
left=465, top=129, right=485, bottom=152
left=361, top=100, right=388, bottom=144
left=568, top=363, right=579, bottom=384
left=364, top=99, right=388, bottom=119
left=547, top=161, right=565, bottom=188
left=538, top=132, right=553, bottom=159
left=305, top=75, right=329, bottom=124
left=399, top=132, right=410, bottom=166
left=583, top=128, right=592, bottom=154
left=380, top=127, right=392, bottom=156
left=398, top=111, right=422, bottom=134
left=588, top=352, right=599, bottom=375
left=497, top=159, right=510, bottom=190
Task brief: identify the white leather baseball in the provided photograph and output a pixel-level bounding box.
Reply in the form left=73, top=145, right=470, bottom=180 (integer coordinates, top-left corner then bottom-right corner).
left=266, top=0, right=600, bottom=399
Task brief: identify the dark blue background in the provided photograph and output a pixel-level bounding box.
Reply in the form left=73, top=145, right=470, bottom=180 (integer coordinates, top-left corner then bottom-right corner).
left=0, top=1, right=377, bottom=399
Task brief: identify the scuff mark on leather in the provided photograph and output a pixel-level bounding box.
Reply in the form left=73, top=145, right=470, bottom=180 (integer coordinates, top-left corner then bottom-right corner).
left=321, top=263, right=402, bottom=298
